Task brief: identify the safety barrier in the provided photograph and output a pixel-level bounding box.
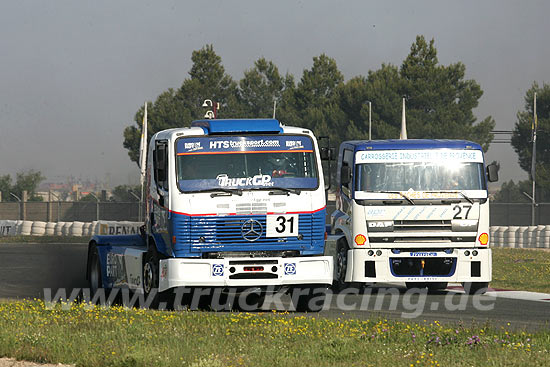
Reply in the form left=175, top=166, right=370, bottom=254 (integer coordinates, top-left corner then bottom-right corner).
left=0, top=220, right=549, bottom=248
left=0, top=220, right=142, bottom=237
left=489, top=225, right=550, bottom=248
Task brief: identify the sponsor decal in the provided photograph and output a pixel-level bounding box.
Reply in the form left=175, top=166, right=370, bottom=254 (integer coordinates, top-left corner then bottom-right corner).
left=212, top=264, right=224, bottom=277
left=367, top=209, right=386, bottom=216
left=284, top=263, right=296, bottom=275
left=356, top=149, right=483, bottom=163
left=209, top=139, right=280, bottom=150
left=0, top=225, right=13, bottom=236
left=99, top=223, right=141, bottom=235
left=160, top=262, right=168, bottom=280
left=216, top=174, right=274, bottom=187
left=286, top=140, right=305, bottom=149
left=106, top=253, right=125, bottom=280
left=184, top=142, right=202, bottom=152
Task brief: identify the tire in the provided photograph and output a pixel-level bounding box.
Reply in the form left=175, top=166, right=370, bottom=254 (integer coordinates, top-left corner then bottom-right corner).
left=143, top=249, right=161, bottom=309
left=293, top=287, right=328, bottom=312
left=332, top=241, right=349, bottom=292
left=426, top=282, right=448, bottom=291
left=88, top=244, right=102, bottom=294
left=463, top=282, right=489, bottom=295
left=405, top=282, right=427, bottom=290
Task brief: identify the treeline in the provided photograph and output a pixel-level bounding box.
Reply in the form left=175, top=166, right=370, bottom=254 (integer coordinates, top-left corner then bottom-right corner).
left=123, top=35, right=495, bottom=163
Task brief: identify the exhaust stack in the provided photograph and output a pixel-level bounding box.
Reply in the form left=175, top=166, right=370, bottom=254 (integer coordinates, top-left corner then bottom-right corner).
left=400, top=97, right=407, bottom=140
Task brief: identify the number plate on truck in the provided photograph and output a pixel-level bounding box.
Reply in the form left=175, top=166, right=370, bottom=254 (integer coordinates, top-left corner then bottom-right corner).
left=266, top=214, right=299, bottom=237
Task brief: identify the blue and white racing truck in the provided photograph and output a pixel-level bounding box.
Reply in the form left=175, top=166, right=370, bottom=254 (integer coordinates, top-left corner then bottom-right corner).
left=86, top=119, right=333, bottom=310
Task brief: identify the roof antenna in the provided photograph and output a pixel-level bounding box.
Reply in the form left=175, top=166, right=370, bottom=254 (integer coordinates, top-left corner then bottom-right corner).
left=400, top=97, right=408, bottom=140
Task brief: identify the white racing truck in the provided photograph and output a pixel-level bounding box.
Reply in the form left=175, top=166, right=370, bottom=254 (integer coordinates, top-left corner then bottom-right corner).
left=87, top=118, right=333, bottom=310
left=330, top=139, right=498, bottom=294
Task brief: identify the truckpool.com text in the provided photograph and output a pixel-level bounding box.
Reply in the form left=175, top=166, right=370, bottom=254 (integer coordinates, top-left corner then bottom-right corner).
left=43, top=287, right=496, bottom=318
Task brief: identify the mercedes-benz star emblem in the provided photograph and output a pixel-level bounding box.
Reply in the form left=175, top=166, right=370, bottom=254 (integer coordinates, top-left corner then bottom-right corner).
left=241, top=219, right=263, bottom=242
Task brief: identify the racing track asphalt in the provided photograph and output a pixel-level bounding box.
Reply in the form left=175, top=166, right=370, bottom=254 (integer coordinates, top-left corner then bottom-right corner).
left=0, top=243, right=548, bottom=331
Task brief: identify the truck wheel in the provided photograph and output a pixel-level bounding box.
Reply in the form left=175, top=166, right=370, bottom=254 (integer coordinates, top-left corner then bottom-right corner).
left=88, top=244, right=102, bottom=294
left=294, top=287, right=328, bottom=312
left=333, top=241, right=348, bottom=292
left=463, top=282, right=489, bottom=295
left=405, top=282, right=426, bottom=290
left=426, top=282, right=448, bottom=291
left=143, top=250, right=160, bottom=308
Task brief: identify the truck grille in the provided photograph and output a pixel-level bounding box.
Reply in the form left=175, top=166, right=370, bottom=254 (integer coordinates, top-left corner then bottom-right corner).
left=182, top=214, right=320, bottom=251
left=393, top=220, right=451, bottom=232
left=368, top=220, right=476, bottom=244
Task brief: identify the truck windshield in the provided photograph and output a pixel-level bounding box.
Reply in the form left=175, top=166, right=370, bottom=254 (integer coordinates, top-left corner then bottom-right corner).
left=176, top=135, right=318, bottom=192
left=356, top=162, right=486, bottom=192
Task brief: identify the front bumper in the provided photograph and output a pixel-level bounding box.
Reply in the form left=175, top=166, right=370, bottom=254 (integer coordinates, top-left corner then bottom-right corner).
left=346, top=248, right=491, bottom=283
left=158, top=256, right=333, bottom=292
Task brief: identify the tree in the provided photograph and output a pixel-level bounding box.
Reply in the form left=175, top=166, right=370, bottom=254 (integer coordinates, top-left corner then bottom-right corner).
left=0, top=175, right=11, bottom=202
left=511, top=82, right=550, bottom=195
left=289, top=54, right=346, bottom=141
left=0, top=170, right=45, bottom=202
left=493, top=180, right=531, bottom=202
left=110, top=185, right=142, bottom=202
left=123, top=45, right=239, bottom=164
left=237, top=58, right=290, bottom=118
left=342, top=36, right=495, bottom=149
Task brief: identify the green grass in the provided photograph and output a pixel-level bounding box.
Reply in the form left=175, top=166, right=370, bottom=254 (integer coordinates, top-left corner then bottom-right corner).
left=0, top=235, right=88, bottom=244
left=492, top=248, right=550, bottom=293
left=0, top=300, right=549, bottom=367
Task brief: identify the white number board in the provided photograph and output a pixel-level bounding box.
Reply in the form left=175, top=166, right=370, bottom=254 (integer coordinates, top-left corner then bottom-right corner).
left=266, top=214, right=299, bottom=237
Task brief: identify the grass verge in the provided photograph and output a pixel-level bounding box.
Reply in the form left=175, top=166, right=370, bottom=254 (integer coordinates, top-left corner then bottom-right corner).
left=0, top=236, right=88, bottom=244
left=0, top=300, right=549, bottom=367
left=492, top=248, right=550, bottom=293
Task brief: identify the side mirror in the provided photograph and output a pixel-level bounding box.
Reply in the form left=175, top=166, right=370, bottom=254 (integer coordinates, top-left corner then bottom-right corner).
left=320, top=147, right=335, bottom=161
left=341, top=165, right=352, bottom=186
left=487, top=163, right=499, bottom=182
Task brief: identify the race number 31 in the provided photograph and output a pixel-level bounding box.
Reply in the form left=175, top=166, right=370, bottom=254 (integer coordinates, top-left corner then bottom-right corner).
left=266, top=214, right=299, bottom=237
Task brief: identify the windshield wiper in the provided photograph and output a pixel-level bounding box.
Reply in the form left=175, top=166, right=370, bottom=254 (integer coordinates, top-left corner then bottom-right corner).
left=378, top=191, right=415, bottom=205
left=421, top=190, right=474, bottom=204
left=196, top=188, right=243, bottom=197
left=269, top=187, right=302, bottom=196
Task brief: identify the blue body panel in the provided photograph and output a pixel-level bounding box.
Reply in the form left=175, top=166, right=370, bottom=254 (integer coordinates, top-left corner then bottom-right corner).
left=191, top=119, right=283, bottom=134
left=91, top=234, right=145, bottom=247
left=171, top=209, right=326, bottom=257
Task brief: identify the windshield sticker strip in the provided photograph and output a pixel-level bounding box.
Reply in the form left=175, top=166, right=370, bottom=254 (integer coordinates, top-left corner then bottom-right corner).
left=356, top=149, right=483, bottom=163
left=177, top=149, right=313, bottom=156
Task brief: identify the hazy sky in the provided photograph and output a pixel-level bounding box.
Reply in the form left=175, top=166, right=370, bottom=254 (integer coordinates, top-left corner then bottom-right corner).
left=1, top=0, right=548, bottom=187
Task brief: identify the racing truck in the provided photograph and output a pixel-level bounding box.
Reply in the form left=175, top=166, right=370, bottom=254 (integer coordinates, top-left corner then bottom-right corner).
left=86, top=118, right=333, bottom=310
left=330, top=139, right=498, bottom=294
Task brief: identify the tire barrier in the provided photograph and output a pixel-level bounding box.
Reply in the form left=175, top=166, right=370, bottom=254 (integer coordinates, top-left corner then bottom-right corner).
left=30, top=221, right=46, bottom=236
left=45, top=222, right=56, bottom=236
left=70, top=221, right=84, bottom=237
left=0, top=220, right=548, bottom=248
left=0, top=220, right=143, bottom=238
left=20, top=221, right=33, bottom=236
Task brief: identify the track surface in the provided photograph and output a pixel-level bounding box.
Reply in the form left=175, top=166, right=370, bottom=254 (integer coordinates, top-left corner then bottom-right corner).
left=1, top=243, right=548, bottom=330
